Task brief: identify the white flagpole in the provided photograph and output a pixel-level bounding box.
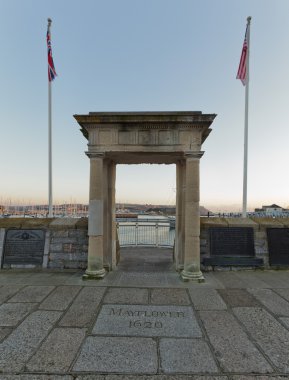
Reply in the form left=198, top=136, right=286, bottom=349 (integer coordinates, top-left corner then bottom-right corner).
left=242, top=16, right=251, bottom=218
left=48, top=18, right=53, bottom=218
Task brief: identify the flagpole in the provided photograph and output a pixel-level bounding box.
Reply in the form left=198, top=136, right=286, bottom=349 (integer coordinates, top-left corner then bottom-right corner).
left=242, top=16, right=251, bottom=218
left=48, top=18, right=53, bottom=218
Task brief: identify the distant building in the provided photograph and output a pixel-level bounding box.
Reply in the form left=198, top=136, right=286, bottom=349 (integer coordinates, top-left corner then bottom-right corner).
left=255, top=204, right=289, bottom=216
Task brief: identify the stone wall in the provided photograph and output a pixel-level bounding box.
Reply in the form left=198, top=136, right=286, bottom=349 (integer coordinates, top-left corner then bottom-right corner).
left=0, top=217, right=288, bottom=270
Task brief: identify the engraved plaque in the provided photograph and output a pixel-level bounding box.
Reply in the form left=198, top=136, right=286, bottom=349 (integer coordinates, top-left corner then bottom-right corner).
left=209, top=227, right=255, bottom=257
left=3, top=229, right=45, bottom=266
left=267, top=228, right=289, bottom=265
left=92, top=305, right=202, bottom=337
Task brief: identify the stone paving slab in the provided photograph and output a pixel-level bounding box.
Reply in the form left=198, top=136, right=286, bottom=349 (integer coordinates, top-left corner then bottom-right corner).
left=151, top=288, right=190, bottom=305
left=159, top=338, right=219, bottom=373
left=233, top=307, right=289, bottom=372
left=253, top=272, right=289, bottom=288
left=0, top=310, right=62, bottom=372
left=92, top=304, right=202, bottom=337
left=39, top=285, right=81, bottom=310
left=0, top=327, right=12, bottom=341
left=234, top=272, right=271, bottom=288
left=103, top=287, right=148, bottom=304
left=274, top=288, right=289, bottom=302
left=199, top=310, right=272, bottom=373
left=73, top=336, right=158, bottom=373
left=7, top=285, right=55, bottom=303
left=217, top=289, right=260, bottom=308
left=280, top=317, right=289, bottom=329
left=0, top=302, right=37, bottom=326
left=188, top=289, right=227, bottom=310
left=97, top=376, right=229, bottom=380
left=0, top=285, right=24, bottom=304
left=247, top=288, right=289, bottom=316
left=212, top=273, right=249, bottom=288
left=59, top=287, right=106, bottom=327
left=26, top=327, right=86, bottom=372
left=0, top=376, right=74, bottom=380
left=114, top=272, right=169, bottom=287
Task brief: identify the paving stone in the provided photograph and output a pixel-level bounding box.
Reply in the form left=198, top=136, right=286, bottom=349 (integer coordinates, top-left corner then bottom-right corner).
left=27, top=327, right=86, bottom=372
left=72, top=336, right=158, bottom=373
left=0, top=302, right=36, bottom=326
left=92, top=304, right=202, bottom=337
left=39, top=285, right=81, bottom=310
left=0, top=327, right=12, bottom=341
left=255, top=273, right=289, bottom=288
left=0, top=376, right=74, bottom=380
left=103, top=287, right=148, bottom=304
left=0, top=310, right=62, bottom=372
left=234, top=272, right=271, bottom=288
left=212, top=272, right=248, bottom=288
left=274, top=288, right=289, bottom=302
left=199, top=310, right=272, bottom=373
left=160, top=338, right=219, bottom=373
left=234, top=307, right=289, bottom=372
left=248, top=288, right=289, bottom=316
left=151, top=288, right=190, bottom=305
left=218, top=289, right=260, bottom=307
left=103, top=376, right=229, bottom=380
left=8, top=285, right=55, bottom=303
left=280, top=317, right=289, bottom=329
left=231, top=376, right=287, bottom=380
left=189, top=289, right=227, bottom=310
left=0, top=285, right=24, bottom=304
left=59, top=287, right=105, bottom=327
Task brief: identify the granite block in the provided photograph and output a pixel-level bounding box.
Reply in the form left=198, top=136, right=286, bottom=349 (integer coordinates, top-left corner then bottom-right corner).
left=218, top=289, right=260, bottom=307
left=103, top=287, right=149, bottom=304
left=199, top=310, right=272, bottom=373
left=92, top=304, right=202, bottom=337
left=189, top=289, right=227, bottom=310
left=39, top=285, right=81, bottom=310
left=248, top=288, right=289, bottom=316
left=151, top=288, right=190, bottom=305
left=27, top=327, right=86, bottom=372
left=8, top=285, right=54, bottom=303
left=0, top=285, right=24, bottom=304
left=160, top=338, right=219, bottom=373
left=59, top=287, right=105, bottom=327
left=0, top=302, right=36, bottom=326
left=72, top=336, right=158, bottom=373
left=234, top=307, right=289, bottom=372
left=0, top=310, right=62, bottom=372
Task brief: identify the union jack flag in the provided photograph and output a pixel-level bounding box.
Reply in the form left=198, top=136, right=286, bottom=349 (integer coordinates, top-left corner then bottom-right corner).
left=47, top=27, right=57, bottom=82
left=236, top=24, right=248, bottom=86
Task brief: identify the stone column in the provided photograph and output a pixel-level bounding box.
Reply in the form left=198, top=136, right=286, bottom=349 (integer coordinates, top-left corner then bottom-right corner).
left=83, top=153, right=106, bottom=280
left=175, top=161, right=185, bottom=270
left=108, top=162, right=117, bottom=269
left=181, top=153, right=204, bottom=282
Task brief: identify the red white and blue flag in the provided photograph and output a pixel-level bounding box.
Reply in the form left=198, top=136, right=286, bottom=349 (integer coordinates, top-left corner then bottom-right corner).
left=237, top=24, right=248, bottom=86
left=47, top=28, right=57, bottom=82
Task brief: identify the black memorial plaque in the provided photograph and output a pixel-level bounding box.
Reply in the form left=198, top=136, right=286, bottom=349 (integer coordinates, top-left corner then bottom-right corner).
left=209, top=227, right=255, bottom=257
left=267, top=228, right=289, bottom=266
left=3, top=229, right=45, bottom=267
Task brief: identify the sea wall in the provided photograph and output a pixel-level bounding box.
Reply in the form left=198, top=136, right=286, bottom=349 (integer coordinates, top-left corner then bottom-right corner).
left=0, top=217, right=288, bottom=270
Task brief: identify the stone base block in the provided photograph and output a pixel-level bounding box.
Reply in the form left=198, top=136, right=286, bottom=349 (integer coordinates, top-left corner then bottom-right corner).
left=180, top=269, right=205, bottom=283
left=82, top=268, right=106, bottom=280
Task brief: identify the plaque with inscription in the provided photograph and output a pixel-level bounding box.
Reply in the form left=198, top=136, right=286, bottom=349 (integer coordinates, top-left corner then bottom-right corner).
left=209, top=227, right=255, bottom=257
left=3, top=229, right=45, bottom=267
left=267, top=228, right=289, bottom=266
left=92, top=304, right=202, bottom=338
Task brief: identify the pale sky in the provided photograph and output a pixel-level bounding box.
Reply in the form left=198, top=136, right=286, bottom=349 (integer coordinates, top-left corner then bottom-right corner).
left=1, top=0, right=289, bottom=212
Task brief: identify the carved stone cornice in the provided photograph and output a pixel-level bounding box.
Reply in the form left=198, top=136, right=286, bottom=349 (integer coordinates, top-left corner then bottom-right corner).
left=184, top=151, right=204, bottom=159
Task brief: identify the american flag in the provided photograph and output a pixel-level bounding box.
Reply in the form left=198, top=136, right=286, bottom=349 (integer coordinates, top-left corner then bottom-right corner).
left=47, top=27, right=57, bottom=82
left=237, top=24, right=248, bottom=85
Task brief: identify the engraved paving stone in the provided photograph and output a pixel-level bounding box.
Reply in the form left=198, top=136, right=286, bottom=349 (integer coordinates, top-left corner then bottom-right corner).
left=92, top=304, right=202, bottom=337
left=3, top=229, right=45, bottom=266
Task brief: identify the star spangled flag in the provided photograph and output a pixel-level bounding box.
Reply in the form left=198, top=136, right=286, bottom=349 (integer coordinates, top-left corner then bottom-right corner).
left=47, top=27, right=57, bottom=82
left=237, top=24, right=248, bottom=86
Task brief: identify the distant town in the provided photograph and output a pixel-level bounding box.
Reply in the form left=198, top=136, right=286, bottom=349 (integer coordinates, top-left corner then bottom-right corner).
left=0, top=202, right=288, bottom=218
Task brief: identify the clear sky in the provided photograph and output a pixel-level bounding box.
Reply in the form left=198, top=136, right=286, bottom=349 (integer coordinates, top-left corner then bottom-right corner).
left=1, top=0, right=289, bottom=212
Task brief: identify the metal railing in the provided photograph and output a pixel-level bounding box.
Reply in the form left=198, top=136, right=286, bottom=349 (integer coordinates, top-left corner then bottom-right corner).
left=117, top=220, right=175, bottom=247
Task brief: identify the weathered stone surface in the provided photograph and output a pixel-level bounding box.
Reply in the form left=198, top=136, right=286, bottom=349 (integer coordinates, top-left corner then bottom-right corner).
left=0, top=376, right=73, bottom=380
left=0, top=302, right=36, bottom=326
left=160, top=338, right=219, bottom=373
left=92, top=304, right=202, bottom=337
left=0, top=285, right=24, bottom=304
left=151, top=288, right=190, bottom=305
left=102, top=376, right=228, bottom=380
left=59, top=287, right=105, bottom=327
left=103, top=287, right=148, bottom=304
left=8, top=285, right=54, bottom=303
left=199, top=310, right=272, bottom=373
left=218, top=289, right=260, bottom=307
left=0, top=327, right=12, bottom=341
left=213, top=272, right=248, bottom=288
left=280, top=317, right=289, bottom=329
left=73, top=336, right=158, bottom=373
left=0, top=310, right=62, bottom=372
left=39, top=285, right=81, bottom=310
left=27, top=327, right=86, bottom=372
left=189, top=289, right=227, bottom=310
left=248, top=288, right=289, bottom=316
left=274, top=288, right=289, bottom=302
left=231, top=377, right=287, bottom=380
left=233, top=307, right=289, bottom=372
